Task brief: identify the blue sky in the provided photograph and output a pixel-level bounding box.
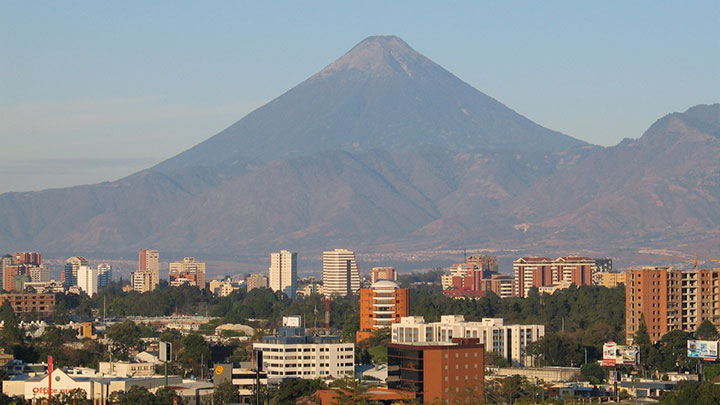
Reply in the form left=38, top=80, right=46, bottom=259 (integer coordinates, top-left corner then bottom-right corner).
left=1, top=1, right=718, bottom=193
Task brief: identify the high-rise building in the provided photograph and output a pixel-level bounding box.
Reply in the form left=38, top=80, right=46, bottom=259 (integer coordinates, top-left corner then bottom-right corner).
left=370, top=267, right=397, bottom=283
left=357, top=280, right=409, bottom=342
left=63, top=256, right=88, bottom=287
left=29, top=266, right=50, bottom=283
left=168, top=257, right=206, bottom=289
left=132, top=270, right=155, bottom=293
left=253, top=316, right=354, bottom=382
left=246, top=273, right=268, bottom=292
left=0, top=255, right=11, bottom=291
left=269, top=250, right=297, bottom=299
left=388, top=338, right=485, bottom=404
left=138, top=249, right=160, bottom=291
left=3, top=252, right=45, bottom=292
left=77, top=265, right=98, bottom=297
left=322, top=249, right=360, bottom=297
left=97, top=263, right=112, bottom=288
left=392, top=315, right=544, bottom=367
left=552, top=256, right=596, bottom=286
left=626, top=267, right=720, bottom=344
left=466, top=254, right=498, bottom=272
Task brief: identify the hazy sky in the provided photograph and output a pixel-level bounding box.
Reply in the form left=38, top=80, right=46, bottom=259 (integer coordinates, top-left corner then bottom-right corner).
left=1, top=1, right=718, bottom=193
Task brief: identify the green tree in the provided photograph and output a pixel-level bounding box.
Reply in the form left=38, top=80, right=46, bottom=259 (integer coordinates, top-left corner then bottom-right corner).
left=50, top=388, right=89, bottom=405
left=497, top=375, right=524, bottom=404
left=214, top=380, right=241, bottom=405
left=634, top=314, right=654, bottom=375
left=179, top=333, right=211, bottom=377
left=107, top=320, right=142, bottom=358
left=271, top=379, right=325, bottom=405
left=657, top=330, right=693, bottom=372
left=330, top=376, right=371, bottom=404
left=660, top=381, right=720, bottom=404
left=695, top=320, right=720, bottom=340
left=580, top=362, right=605, bottom=384
left=0, top=301, right=23, bottom=349
left=109, top=385, right=155, bottom=405
left=155, top=386, right=184, bottom=404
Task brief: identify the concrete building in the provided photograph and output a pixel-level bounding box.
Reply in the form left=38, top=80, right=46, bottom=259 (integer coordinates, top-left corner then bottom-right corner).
left=0, top=293, right=55, bottom=315
left=269, top=250, right=297, bottom=299
left=594, top=258, right=613, bottom=273
left=297, top=283, right=323, bottom=297
left=77, top=265, right=98, bottom=297
left=322, top=249, right=360, bottom=297
left=387, top=338, right=484, bottom=404
left=63, top=256, right=88, bottom=287
left=253, top=316, right=354, bottom=382
left=97, top=263, right=112, bottom=288
left=482, top=274, right=514, bottom=299
left=552, top=256, right=596, bottom=286
left=357, top=280, right=409, bottom=343
left=626, top=267, right=720, bottom=344
left=246, top=273, right=268, bottom=292
left=595, top=271, right=626, bottom=288
left=28, top=266, right=50, bottom=283
left=135, top=249, right=160, bottom=292
left=209, top=279, right=241, bottom=297
left=391, top=315, right=544, bottom=366
left=370, top=267, right=397, bottom=283
left=538, top=281, right=573, bottom=295
left=466, top=254, right=499, bottom=272
left=168, top=257, right=206, bottom=289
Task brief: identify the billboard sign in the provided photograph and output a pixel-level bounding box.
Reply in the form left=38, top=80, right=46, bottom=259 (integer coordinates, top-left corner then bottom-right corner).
left=602, top=342, right=639, bottom=366
left=687, top=340, right=718, bottom=360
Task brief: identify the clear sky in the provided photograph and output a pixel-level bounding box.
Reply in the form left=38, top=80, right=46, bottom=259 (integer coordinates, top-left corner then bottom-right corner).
left=1, top=1, right=718, bottom=193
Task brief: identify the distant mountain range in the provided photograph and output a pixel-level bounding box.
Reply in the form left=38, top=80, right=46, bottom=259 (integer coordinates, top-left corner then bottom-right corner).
left=1, top=36, right=718, bottom=266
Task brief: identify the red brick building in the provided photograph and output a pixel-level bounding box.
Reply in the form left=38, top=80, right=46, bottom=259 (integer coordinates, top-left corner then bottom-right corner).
left=388, top=338, right=485, bottom=404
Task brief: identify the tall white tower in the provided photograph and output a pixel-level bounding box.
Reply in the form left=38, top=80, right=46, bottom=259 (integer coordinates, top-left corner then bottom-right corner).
left=322, top=249, right=360, bottom=297
left=269, top=250, right=297, bottom=299
left=77, top=265, right=98, bottom=297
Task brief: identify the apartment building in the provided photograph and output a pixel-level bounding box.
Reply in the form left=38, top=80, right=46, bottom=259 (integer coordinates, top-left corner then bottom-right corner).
left=168, top=257, right=206, bottom=289
left=63, top=256, right=88, bottom=287
left=253, top=316, right=354, bottom=382
left=626, top=267, right=720, bottom=344
left=357, top=280, right=409, bottom=342
left=0, top=293, right=55, bottom=315
left=97, top=263, right=112, bottom=288
left=391, top=315, right=544, bottom=366
left=77, top=265, right=98, bottom=297
left=388, top=338, right=484, bottom=404
left=595, top=271, right=626, bottom=288
left=371, top=267, right=397, bottom=283
left=269, top=250, right=297, bottom=299
left=246, top=273, right=268, bottom=292
left=514, top=256, right=599, bottom=297
left=322, top=249, right=360, bottom=297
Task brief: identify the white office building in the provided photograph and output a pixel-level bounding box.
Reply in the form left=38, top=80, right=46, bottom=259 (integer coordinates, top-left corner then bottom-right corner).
left=322, top=249, right=360, bottom=296
left=269, top=250, right=297, bottom=299
left=77, top=265, right=98, bottom=297
left=391, top=315, right=545, bottom=366
left=253, top=316, right=354, bottom=382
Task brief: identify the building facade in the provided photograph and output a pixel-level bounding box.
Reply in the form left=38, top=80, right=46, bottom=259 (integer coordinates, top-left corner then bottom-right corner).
left=0, top=293, right=55, bottom=315
left=357, top=280, right=409, bottom=342
left=514, top=256, right=598, bottom=298
left=137, top=249, right=160, bottom=292
left=322, top=249, right=360, bottom=297
left=253, top=316, right=354, bottom=382
left=77, top=265, right=98, bottom=297
left=269, top=250, right=297, bottom=299
left=168, top=257, right=206, bottom=289
left=595, top=271, right=626, bottom=288
left=626, top=267, right=720, bottom=344
left=370, top=267, right=397, bottom=283
left=552, top=256, right=596, bottom=286
left=63, top=256, right=88, bottom=287
left=391, top=315, right=544, bottom=366
left=97, top=263, right=112, bottom=288
left=246, top=274, right=268, bottom=292
left=388, top=338, right=484, bottom=404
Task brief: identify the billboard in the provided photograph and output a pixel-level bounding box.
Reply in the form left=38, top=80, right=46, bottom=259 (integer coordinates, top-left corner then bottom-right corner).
left=687, top=340, right=718, bottom=360
left=602, top=342, right=639, bottom=366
